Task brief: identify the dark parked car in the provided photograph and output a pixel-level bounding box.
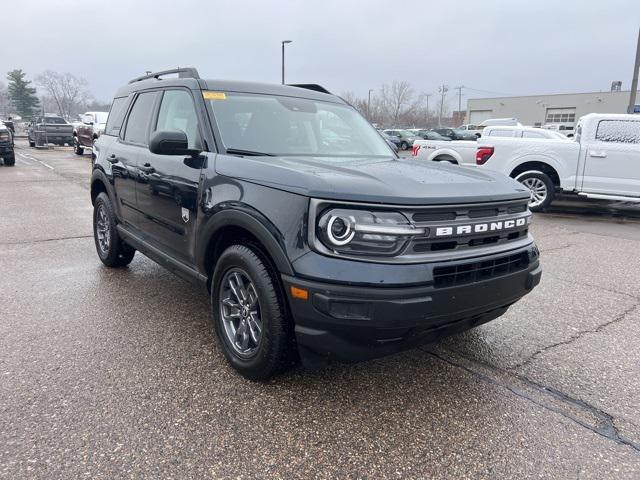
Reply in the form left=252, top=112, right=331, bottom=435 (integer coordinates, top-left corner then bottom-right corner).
left=433, top=128, right=477, bottom=141
left=91, top=68, right=540, bottom=380
left=382, top=129, right=417, bottom=150
left=380, top=130, right=401, bottom=150
left=0, top=122, right=14, bottom=166
left=414, top=130, right=452, bottom=141
left=28, top=115, right=74, bottom=147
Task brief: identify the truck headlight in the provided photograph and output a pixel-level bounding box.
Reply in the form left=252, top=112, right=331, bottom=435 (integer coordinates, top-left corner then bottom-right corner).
left=317, top=208, right=426, bottom=256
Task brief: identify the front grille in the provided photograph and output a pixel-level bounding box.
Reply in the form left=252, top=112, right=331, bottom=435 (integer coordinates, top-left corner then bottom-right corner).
left=404, top=200, right=531, bottom=255
left=433, top=252, right=530, bottom=288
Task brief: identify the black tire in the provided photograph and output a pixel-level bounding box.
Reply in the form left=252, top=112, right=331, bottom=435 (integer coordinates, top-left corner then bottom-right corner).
left=29, top=141, right=35, bottom=148
left=211, top=244, right=292, bottom=381
left=400, top=141, right=409, bottom=151
left=434, top=155, right=457, bottom=164
left=517, top=171, right=555, bottom=212
left=93, top=192, right=136, bottom=267
left=3, top=154, right=15, bottom=166
left=73, top=137, right=84, bottom=155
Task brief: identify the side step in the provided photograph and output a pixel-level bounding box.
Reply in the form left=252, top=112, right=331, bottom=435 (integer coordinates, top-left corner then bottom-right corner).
left=578, top=192, right=640, bottom=203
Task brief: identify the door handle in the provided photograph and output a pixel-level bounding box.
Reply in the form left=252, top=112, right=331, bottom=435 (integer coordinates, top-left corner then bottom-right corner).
left=107, top=154, right=118, bottom=164
left=138, top=164, right=156, bottom=174
left=589, top=151, right=607, bottom=158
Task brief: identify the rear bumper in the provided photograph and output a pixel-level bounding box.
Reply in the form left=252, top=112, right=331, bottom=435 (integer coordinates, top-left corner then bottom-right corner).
left=283, top=245, right=541, bottom=367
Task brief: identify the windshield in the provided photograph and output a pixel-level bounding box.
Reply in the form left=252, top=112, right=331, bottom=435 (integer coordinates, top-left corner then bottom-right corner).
left=208, top=93, right=393, bottom=157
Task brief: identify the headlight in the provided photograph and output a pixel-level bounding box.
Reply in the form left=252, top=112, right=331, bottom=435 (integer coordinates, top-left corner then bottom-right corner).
left=317, top=208, right=426, bottom=257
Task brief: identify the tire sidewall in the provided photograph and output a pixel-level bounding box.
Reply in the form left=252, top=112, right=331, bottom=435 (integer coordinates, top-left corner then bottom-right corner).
left=93, top=193, right=121, bottom=265
left=211, top=245, right=287, bottom=380
left=400, top=141, right=409, bottom=150
left=518, top=172, right=555, bottom=212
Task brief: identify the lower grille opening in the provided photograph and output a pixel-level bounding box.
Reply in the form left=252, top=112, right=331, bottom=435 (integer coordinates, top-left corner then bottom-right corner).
left=433, top=252, right=530, bottom=288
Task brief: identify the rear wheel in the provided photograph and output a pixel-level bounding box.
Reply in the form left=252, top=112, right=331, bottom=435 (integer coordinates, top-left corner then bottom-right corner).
left=29, top=140, right=35, bottom=147
left=93, top=192, right=136, bottom=267
left=517, top=171, right=555, bottom=212
left=211, top=244, right=292, bottom=381
left=3, top=154, right=15, bottom=166
left=400, top=141, right=409, bottom=151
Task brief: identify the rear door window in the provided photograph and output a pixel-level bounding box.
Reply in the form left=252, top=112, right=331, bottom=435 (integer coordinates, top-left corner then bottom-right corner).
left=595, top=120, right=640, bottom=144
left=122, top=92, right=158, bottom=145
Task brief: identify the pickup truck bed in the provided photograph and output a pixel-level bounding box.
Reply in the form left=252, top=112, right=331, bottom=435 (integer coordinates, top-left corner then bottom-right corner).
left=412, top=139, right=477, bottom=165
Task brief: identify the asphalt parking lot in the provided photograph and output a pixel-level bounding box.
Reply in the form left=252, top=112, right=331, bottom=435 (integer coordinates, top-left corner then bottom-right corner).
left=2, top=140, right=640, bottom=479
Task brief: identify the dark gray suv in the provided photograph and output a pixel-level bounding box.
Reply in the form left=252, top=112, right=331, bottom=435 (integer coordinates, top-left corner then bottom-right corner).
left=91, top=68, right=541, bottom=380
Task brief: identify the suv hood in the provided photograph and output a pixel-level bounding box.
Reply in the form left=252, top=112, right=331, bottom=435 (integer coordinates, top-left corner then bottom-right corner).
left=215, top=155, right=530, bottom=205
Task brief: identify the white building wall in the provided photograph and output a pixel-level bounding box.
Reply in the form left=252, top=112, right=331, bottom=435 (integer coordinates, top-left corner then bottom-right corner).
left=467, top=91, right=638, bottom=127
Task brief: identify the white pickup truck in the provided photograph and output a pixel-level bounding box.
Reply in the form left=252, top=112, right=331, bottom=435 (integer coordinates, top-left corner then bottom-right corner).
left=412, top=126, right=567, bottom=165
left=475, top=113, right=640, bottom=211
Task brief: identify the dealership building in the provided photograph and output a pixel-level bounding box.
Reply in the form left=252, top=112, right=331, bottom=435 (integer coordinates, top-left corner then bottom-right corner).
left=466, top=89, right=639, bottom=127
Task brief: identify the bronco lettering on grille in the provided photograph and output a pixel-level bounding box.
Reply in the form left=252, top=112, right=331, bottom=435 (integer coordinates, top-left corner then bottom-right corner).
left=434, top=217, right=529, bottom=237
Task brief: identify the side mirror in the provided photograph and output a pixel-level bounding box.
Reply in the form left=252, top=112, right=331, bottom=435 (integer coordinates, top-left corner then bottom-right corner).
left=149, top=130, right=195, bottom=156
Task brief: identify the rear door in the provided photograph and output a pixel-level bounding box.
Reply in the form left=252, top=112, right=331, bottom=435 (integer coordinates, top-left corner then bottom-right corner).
left=581, top=119, right=640, bottom=197
left=112, top=91, right=160, bottom=226
left=135, top=88, right=205, bottom=263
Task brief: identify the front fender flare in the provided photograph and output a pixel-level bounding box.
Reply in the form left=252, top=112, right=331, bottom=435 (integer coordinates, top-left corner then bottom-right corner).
left=196, top=204, right=295, bottom=276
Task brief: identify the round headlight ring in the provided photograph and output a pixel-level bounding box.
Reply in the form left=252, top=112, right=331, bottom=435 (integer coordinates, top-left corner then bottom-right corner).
left=326, top=215, right=355, bottom=246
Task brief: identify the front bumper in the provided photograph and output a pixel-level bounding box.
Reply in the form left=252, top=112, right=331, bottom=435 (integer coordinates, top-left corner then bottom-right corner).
left=283, top=244, right=541, bottom=367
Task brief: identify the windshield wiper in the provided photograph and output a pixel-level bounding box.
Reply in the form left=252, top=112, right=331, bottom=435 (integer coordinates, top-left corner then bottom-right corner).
left=225, top=148, right=275, bottom=157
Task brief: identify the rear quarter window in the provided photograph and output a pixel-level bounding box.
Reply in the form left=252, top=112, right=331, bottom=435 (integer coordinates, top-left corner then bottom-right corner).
left=105, top=97, right=129, bottom=136
left=595, top=120, right=640, bottom=144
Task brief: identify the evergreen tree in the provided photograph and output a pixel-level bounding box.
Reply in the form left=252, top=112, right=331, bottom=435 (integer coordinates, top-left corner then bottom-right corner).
left=7, top=70, right=39, bottom=118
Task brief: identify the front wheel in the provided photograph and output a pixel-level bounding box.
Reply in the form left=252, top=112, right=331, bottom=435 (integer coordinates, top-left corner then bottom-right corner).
left=3, top=154, right=15, bottom=166
left=517, top=171, right=555, bottom=212
left=400, top=141, right=409, bottom=151
left=93, top=192, right=136, bottom=267
left=211, top=245, right=292, bottom=381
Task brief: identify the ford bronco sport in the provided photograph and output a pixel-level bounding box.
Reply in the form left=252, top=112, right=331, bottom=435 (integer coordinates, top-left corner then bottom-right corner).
left=91, top=68, right=541, bottom=380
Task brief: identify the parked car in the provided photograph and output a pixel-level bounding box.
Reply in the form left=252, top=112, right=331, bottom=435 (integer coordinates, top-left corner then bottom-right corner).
left=379, top=130, right=402, bottom=148
left=475, top=113, right=640, bottom=211
left=91, top=67, right=540, bottom=380
left=414, top=130, right=452, bottom=141
left=541, top=123, right=575, bottom=138
left=432, top=128, right=477, bottom=141
left=412, top=126, right=570, bottom=165
left=0, top=121, right=14, bottom=166
left=27, top=115, right=74, bottom=147
left=74, top=111, right=109, bottom=155
left=479, top=118, right=522, bottom=127
left=1, top=118, right=15, bottom=135
left=457, top=124, right=483, bottom=137
left=382, top=129, right=417, bottom=150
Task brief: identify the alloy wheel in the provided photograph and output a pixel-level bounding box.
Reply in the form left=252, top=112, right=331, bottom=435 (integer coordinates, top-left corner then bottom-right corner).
left=95, top=204, right=111, bottom=254
left=219, top=269, right=263, bottom=358
left=521, top=177, right=547, bottom=208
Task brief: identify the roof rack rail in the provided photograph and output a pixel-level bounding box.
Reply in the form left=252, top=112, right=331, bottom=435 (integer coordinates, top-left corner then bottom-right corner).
left=287, top=84, right=331, bottom=94
left=128, top=67, right=200, bottom=84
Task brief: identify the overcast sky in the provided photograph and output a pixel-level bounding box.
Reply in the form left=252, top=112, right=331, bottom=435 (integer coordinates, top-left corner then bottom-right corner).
left=3, top=0, right=639, bottom=107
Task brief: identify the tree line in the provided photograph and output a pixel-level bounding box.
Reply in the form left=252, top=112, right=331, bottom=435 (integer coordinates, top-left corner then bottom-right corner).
left=0, top=69, right=110, bottom=120
left=341, top=80, right=457, bottom=129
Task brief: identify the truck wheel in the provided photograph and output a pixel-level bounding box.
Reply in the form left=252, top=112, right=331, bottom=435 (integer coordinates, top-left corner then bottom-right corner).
left=211, top=244, right=292, bottom=381
left=517, top=171, right=555, bottom=212
left=93, top=192, right=136, bottom=267
left=74, top=137, right=84, bottom=155
left=29, top=140, right=35, bottom=148
left=3, top=154, right=15, bottom=166
left=400, top=141, right=409, bottom=151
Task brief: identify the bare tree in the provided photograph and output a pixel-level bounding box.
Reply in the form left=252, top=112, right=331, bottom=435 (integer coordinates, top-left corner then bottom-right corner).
left=381, top=81, right=415, bottom=125
left=35, top=71, right=90, bottom=119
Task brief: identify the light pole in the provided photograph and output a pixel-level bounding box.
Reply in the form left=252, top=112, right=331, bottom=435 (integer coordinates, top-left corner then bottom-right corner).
left=281, top=40, right=292, bottom=85
left=367, top=89, right=374, bottom=121
left=423, top=93, right=432, bottom=127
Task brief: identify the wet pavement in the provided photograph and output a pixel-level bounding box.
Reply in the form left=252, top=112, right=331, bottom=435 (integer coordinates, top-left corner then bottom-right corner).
left=1, top=140, right=640, bottom=479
